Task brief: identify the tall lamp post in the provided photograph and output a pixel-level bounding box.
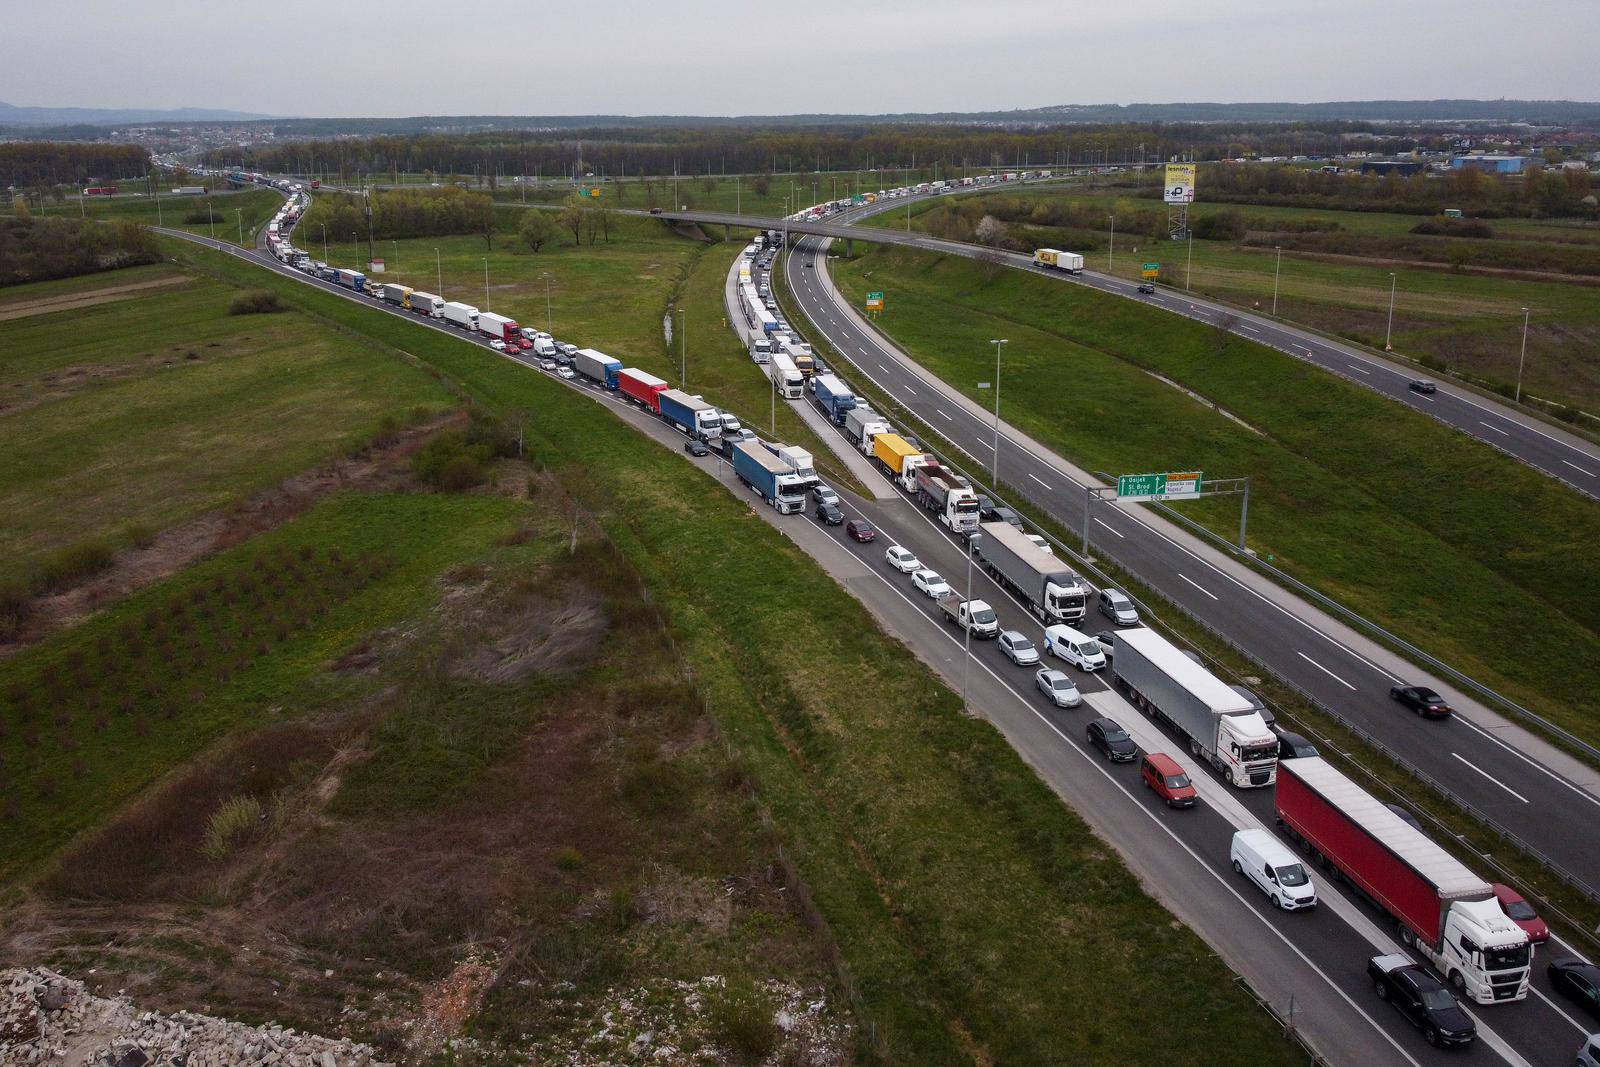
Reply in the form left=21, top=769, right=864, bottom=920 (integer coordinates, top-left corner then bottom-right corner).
left=961, top=532, right=983, bottom=715
left=1384, top=273, right=1397, bottom=351
left=543, top=272, right=553, bottom=332
left=1515, top=307, right=1531, bottom=403
left=434, top=247, right=443, bottom=299
left=988, top=339, right=1007, bottom=483
left=483, top=258, right=491, bottom=311
left=1271, top=246, right=1282, bottom=316
left=1107, top=214, right=1115, bottom=273
left=236, top=209, right=243, bottom=246
left=677, top=307, right=687, bottom=388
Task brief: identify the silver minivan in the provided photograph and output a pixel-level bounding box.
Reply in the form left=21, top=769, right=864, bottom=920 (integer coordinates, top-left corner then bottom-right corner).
left=1230, top=829, right=1316, bottom=910
left=1098, top=588, right=1139, bottom=626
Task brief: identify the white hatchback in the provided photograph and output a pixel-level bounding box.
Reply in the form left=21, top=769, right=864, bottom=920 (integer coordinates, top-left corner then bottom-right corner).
left=885, top=545, right=920, bottom=573
left=911, top=569, right=950, bottom=598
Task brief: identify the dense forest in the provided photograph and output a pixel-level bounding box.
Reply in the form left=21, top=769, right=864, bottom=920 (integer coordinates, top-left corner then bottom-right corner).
left=0, top=215, right=160, bottom=286
left=202, top=122, right=1441, bottom=181
left=299, top=186, right=497, bottom=243
left=0, top=143, right=151, bottom=187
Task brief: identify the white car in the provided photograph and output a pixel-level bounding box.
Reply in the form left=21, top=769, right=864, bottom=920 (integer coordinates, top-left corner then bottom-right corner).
left=488, top=339, right=507, bottom=351
left=885, top=545, right=920, bottom=573
left=911, top=569, right=950, bottom=598
left=1026, top=533, right=1054, bottom=556
left=557, top=366, right=575, bottom=379
left=998, top=630, right=1040, bottom=666
left=1043, top=624, right=1107, bottom=671
left=1035, top=668, right=1082, bottom=708
left=539, top=359, right=557, bottom=371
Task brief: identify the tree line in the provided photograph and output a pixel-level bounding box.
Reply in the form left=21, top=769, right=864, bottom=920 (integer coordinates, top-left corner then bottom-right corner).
left=0, top=215, right=160, bottom=287
left=1192, top=162, right=1598, bottom=219
left=0, top=143, right=152, bottom=187
left=300, top=186, right=496, bottom=244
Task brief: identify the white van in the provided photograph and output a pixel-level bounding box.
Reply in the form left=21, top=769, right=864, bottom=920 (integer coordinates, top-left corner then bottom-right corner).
left=1042, top=625, right=1106, bottom=671
left=1230, top=829, right=1316, bottom=910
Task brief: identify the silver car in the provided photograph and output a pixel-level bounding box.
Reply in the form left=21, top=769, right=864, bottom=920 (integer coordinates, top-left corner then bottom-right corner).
left=998, top=630, right=1040, bottom=666
left=1035, top=668, right=1082, bottom=708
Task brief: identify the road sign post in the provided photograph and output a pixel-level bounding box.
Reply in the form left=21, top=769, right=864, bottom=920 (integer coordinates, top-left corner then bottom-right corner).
left=1115, top=471, right=1251, bottom=551
left=1142, top=262, right=1160, bottom=280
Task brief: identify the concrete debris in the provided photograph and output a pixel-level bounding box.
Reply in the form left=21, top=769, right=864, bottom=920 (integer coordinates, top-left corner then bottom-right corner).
left=0, top=968, right=388, bottom=1066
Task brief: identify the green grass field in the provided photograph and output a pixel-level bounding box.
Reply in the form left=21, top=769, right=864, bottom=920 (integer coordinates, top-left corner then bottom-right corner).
left=0, top=269, right=454, bottom=584
left=146, top=234, right=1301, bottom=1064
left=829, top=242, right=1600, bottom=745
left=3, top=188, right=286, bottom=248
left=872, top=183, right=1600, bottom=413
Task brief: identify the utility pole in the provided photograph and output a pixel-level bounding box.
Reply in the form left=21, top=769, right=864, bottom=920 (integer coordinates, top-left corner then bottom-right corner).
left=1384, top=273, right=1397, bottom=351
left=1515, top=307, right=1531, bottom=403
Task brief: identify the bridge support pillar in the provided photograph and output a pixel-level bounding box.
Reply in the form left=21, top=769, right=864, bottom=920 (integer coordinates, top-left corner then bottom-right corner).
left=845, top=238, right=853, bottom=258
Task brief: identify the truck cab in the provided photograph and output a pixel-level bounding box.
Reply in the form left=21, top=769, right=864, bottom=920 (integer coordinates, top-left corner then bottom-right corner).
left=1409, top=897, right=1531, bottom=1005
left=938, top=596, right=999, bottom=638
left=1218, top=711, right=1279, bottom=787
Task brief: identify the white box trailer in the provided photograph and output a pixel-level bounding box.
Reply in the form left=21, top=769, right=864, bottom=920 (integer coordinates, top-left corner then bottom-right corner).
left=408, top=291, right=444, bottom=317
left=441, top=302, right=479, bottom=329
left=972, top=520, right=1088, bottom=623
left=1112, top=627, right=1278, bottom=788
left=769, top=352, right=803, bottom=398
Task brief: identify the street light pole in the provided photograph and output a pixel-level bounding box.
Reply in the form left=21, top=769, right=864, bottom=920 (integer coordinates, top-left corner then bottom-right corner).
left=1185, top=229, right=1194, bottom=290
left=678, top=307, right=686, bottom=388
left=484, top=258, right=490, bottom=311
left=989, top=339, right=1007, bottom=484
left=544, top=273, right=553, bottom=332
left=961, top=532, right=983, bottom=715
left=236, top=209, right=243, bottom=246
left=1271, top=246, right=1282, bottom=316
left=435, top=247, right=442, bottom=299
left=1384, top=273, right=1397, bottom=351
left=1515, top=306, right=1531, bottom=403
left=1107, top=214, right=1115, bottom=273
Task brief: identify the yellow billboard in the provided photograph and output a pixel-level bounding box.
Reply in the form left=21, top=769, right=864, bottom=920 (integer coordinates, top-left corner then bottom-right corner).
left=1164, top=163, right=1196, bottom=204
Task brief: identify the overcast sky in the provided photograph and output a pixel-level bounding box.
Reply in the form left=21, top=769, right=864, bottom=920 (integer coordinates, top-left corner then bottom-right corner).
left=4, top=0, right=1595, bottom=117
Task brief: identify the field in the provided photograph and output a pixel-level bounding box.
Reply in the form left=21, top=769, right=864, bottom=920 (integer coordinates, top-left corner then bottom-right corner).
left=0, top=232, right=1304, bottom=1065
left=827, top=242, right=1600, bottom=746
left=872, top=182, right=1600, bottom=413
left=3, top=187, right=286, bottom=248
left=0, top=266, right=454, bottom=591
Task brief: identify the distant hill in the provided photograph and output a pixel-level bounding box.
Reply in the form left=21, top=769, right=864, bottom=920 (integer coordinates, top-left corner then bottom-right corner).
left=0, top=101, right=275, bottom=126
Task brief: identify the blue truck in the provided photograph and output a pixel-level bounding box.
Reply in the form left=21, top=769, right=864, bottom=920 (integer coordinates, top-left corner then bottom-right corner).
left=334, top=268, right=366, bottom=292
left=812, top=373, right=857, bottom=425
left=574, top=348, right=622, bottom=389
left=658, top=389, right=724, bottom=439
left=732, top=439, right=808, bottom=514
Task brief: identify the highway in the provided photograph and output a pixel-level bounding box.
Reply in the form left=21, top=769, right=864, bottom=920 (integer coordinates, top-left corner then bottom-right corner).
left=655, top=199, right=1600, bottom=500
left=727, top=199, right=1600, bottom=897
left=155, top=186, right=1595, bottom=1067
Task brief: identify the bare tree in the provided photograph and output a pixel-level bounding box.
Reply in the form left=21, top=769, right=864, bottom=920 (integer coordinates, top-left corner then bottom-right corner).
left=976, top=244, right=1007, bottom=283
left=974, top=215, right=1010, bottom=281
left=596, top=205, right=618, bottom=244
left=560, top=197, right=585, bottom=244
left=1212, top=312, right=1239, bottom=354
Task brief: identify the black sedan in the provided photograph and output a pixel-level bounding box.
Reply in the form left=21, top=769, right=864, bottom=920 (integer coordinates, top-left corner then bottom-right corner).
left=815, top=502, right=844, bottom=526
left=1137, top=283, right=1156, bottom=294
left=683, top=439, right=710, bottom=457
left=1409, top=379, right=1438, bottom=395
left=1368, top=955, right=1475, bottom=1048
left=1550, top=958, right=1600, bottom=1020
left=1390, top=685, right=1453, bottom=719
left=1086, top=717, right=1137, bottom=763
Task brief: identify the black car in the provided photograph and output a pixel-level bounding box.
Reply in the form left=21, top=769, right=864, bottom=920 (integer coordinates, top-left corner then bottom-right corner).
left=1273, top=729, right=1319, bottom=760
left=683, top=439, right=711, bottom=457
left=1137, top=283, right=1156, bottom=294
left=1229, top=684, right=1275, bottom=730
left=1409, top=379, right=1438, bottom=395
left=815, top=502, right=844, bottom=526
left=1550, top=958, right=1600, bottom=1020
left=1368, top=955, right=1475, bottom=1048
left=1086, top=717, right=1137, bottom=763
left=1390, top=684, right=1453, bottom=719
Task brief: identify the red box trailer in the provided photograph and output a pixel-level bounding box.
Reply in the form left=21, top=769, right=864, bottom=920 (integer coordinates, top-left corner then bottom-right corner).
left=617, top=368, right=669, bottom=413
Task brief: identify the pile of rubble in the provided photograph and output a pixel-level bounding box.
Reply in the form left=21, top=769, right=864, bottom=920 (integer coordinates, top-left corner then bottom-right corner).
left=0, top=968, right=388, bottom=1066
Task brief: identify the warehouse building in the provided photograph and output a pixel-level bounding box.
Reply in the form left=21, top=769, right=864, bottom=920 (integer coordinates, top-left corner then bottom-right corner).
left=1450, top=154, right=1527, bottom=174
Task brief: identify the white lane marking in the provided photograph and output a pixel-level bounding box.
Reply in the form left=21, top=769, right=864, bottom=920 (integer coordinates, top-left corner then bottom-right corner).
left=1028, top=473, right=1052, bottom=490
left=1094, top=518, right=1124, bottom=538
left=1452, top=753, right=1531, bottom=803
left=1562, top=459, right=1597, bottom=478
left=1239, top=324, right=1259, bottom=334
left=1347, top=364, right=1371, bottom=376
left=1413, top=391, right=1436, bottom=403
left=1178, top=573, right=1219, bottom=601
left=1451, top=716, right=1600, bottom=811
left=901, top=385, right=915, bottom=396
left=936, top=408, right=953, bottom=421
left=1297, top=651, right=1358, bottom=691
left=1531, top=986, right=1592, bottom=1036
left=1478, top=420, right=1510, bottom=437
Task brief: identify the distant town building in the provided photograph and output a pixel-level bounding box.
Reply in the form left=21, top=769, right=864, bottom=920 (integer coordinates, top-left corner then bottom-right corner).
left=1450, top=154, right=1527, bottom=174
left=1360, top=160, right=1426, bottom=177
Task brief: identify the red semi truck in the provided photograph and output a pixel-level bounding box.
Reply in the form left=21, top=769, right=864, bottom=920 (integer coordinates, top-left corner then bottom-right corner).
left=617, top=368, right=670, bottom=413
left=1276, top=758, right=1530, bottom=1003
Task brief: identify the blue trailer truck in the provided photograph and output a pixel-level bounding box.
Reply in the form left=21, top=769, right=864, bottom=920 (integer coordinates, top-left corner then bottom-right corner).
left=732, top=439, right=808, bottom=514
left=574, top=348, right=622, bottom=389
left=658, top=389, right=724, bottom=439
left=812, top=373, right=857, bottom=425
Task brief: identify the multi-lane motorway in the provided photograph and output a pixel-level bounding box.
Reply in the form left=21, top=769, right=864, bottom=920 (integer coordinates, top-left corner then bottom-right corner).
left=155, top=183, right=1599, bottom=1067
left=655, top=200, right=1600, bottom=499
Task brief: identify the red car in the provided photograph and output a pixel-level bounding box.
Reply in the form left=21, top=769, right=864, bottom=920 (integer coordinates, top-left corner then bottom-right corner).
left=845, top=518, right=875, bottom=542
left=1140, top=753, right=1197, bottom=809
left=1492, top=883, right=1549, bottom=944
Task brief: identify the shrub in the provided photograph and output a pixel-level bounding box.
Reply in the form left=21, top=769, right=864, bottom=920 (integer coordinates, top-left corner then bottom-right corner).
left=34, top=540, right=115, bottom=593
left=706, top=976, right=778, bottom=1059
left=411, top=431, right=492, bottom=491
left=200, top=795, right=264, bottom=860
left=227, top=288, right=286, bottom=315
left=553, top=845, right=584, bottom=871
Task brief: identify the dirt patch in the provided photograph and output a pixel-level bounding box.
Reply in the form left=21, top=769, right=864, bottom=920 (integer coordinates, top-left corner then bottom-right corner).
left=450, top=581, right=608, bottom=683
left=0, top=275, right=190, bottom=321
left=0, top=410, right=466, bottom=652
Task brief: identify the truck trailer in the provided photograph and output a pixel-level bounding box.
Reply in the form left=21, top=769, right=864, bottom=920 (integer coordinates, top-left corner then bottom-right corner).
left=574, top=348, right=623, bottom=390
left=732, top=440, right=808, bottom=514
left=844, top=407, right=891, bottom=454
left=441, top=302, right=479, bottom=330
left=1276, top=758, right=1531, bottom=1003
left=334, top=268, right=366, bottom=292
left=1112, top=627, right=1278, bottom=788
left=378, top=283, right=412, bottom=307
left=762, top=442, right=814, bottom=477
left=871, top=434, right=922, bottom=479
left=658, top=389, right=723, bottom=439
left=1032, top=249, right=1085, bottom=274
left=769, top=353, right=803, bottom=398
left=811, top=374, right=857, bottom=425
left=477, top=311, right=526, bottom=347
left=912, top=462, right=980, bottom=533
left=408, top=291, right=444, bottom=318
left=971, top=521, right=1088, bottom=623
left=617, top=368, right=670, bottom=413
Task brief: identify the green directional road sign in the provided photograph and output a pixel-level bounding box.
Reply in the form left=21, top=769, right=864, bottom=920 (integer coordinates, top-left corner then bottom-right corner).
left=1117, top=471, right=1201, bottom=502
